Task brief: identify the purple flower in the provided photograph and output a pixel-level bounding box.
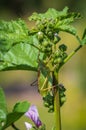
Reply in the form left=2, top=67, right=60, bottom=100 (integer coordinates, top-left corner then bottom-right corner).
left=25, top=122, right=32, bottom=130
left=25, top=105, right=42, bottom=128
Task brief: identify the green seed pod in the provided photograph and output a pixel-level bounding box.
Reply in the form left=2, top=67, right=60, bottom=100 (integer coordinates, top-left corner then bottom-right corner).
left=38, top=31, right=44, bottom=41
left=48, top=42, right=52, bottom=47
left=46, top=47, right=52, bottom=52
left=42, top=19, right=47, bottom=25
left=49, top=105, right=54, bottom=110
left=60, top=97, right=66, bottom=105
left=48, top=107, right=54, bottom=113
left=53, top=59, right=58, bottom=64
left=59, top=44, right=67, bottom=51
left=44, top=102, right=49, bottom=107
left=42, top=41, right=49, bottom=47
left=63, top=52, right=68, bottom=59
left=43, top=93, right=54, bottom=112
left=55, top=50, right=61, bottom=57
left=37, top=23, right=44, bottom=30
left=57, top=57, right=63, bottom=64
left=54, top=37, right=58, bottom=44
left=58, top=83, right=66, bottom=106
left=48, top=31, right=53, bottom=39
left=60, top=92, right=65, bottom=97
left=41, top=46, right=51, bottom=52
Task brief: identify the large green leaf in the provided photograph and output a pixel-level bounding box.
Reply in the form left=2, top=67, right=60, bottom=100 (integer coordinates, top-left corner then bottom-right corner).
left=0, top=19, right=42, bottom=71
left=0, top=19, right=29, bottom=52
left=2, top=101, right=30, bottom=129
left=0, top=87, right=7, bottom=129
left=0, top=43, right=39, bottom=71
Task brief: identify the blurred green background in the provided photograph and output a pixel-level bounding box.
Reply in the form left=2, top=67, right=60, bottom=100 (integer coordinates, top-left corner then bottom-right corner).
left=0, top=0, right=86, bottom=130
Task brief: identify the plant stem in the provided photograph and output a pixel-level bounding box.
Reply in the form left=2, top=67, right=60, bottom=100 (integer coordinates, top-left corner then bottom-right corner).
left=58, top=44, right=82, bottom=70
left=53, top=72, right=61, bottom=130
left=64, top=45, right=82, bottom=64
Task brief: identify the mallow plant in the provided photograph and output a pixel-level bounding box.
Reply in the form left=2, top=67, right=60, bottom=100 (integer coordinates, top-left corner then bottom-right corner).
left=0, top=7, right=86, bottom=130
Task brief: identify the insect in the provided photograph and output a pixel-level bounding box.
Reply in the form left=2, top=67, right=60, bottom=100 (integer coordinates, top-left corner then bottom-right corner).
left=37, top=60, right=53, bottom=96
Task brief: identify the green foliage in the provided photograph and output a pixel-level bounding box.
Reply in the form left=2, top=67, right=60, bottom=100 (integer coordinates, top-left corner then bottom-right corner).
left=2, top=101, right=30, bottom=129
left=0, top=19, right=29, bottom=52
left=28, top=7, right=85, bottom=110
left=0, top=43, right=38, bottom=71
left=0, top=19, right=43, bottom=71
left=0, top=87, right=30, bottom=130
left=43, top=92, right=54, bottom=113
left=29, top=7, right=81, bottom=35
left=0, top=7, right=86, bottom=129
left=0, top=7, right=83, bottom=72
left=43, top=84, right=66, bottom=113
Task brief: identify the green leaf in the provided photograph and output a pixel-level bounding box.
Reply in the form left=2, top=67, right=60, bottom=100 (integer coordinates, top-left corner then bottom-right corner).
left=2, top=101, right=30, bottom=129
left=0, top=87, right=7, bottom=114
left=29, top=7, right=69, bottom=21
left=0, top=43, right=39, bottom=71
left=0, top=87, right=7, bottom=129
left=56, top=24, right=76, bottom=35
left=13, top=101, right=30, bottom=113
left=0, top=110, right=6, bottom=128
left=81, top=28, right=86, bottom=45
left=0, top=19, right=29, bottom=52
left=0, top=22, right=43, bottom=71
left=29, top=7, right=81, bottom=35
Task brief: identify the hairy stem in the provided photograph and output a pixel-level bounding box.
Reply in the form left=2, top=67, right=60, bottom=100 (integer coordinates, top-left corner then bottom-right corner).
left=58, top=44, right=82, bottom=70
left=53, top=72, right=61, bottom=130
left=64, top=44, right=82, bottom=64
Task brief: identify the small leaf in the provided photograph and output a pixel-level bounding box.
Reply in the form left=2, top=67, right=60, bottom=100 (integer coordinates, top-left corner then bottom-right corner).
left=2, top=101, right=30, bottom=129
left=13, top=101, right=30, bottom=113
